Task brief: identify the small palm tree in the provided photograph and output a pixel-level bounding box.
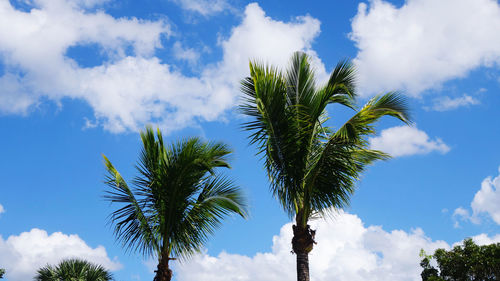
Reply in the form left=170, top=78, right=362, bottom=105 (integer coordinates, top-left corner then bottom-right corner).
left=103, top=127, right=247, bottom=281
left=240, top=52, right=410, bottom=281
left=35, top=258, right=113, bottom=281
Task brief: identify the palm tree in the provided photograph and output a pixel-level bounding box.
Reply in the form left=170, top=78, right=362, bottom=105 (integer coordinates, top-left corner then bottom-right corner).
left=240, top=52, right=411, bottom=281
left=103, top=127, right=247, bottom=281
left=35, top=258, right=113, bottom=281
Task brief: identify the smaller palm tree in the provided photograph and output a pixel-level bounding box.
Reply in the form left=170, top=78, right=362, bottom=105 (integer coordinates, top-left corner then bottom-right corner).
left=104, top=127, right=247, bottom=281
left=35, top=258, right=113, bottom=281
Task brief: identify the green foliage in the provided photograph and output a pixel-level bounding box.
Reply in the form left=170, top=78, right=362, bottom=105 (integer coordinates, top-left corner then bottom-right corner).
left=103, top=127, right=247, bottom=261
left=420, top=238, right=500, bottom=281
left=34, top=258, right=113, bottom=281
left=240, top=51, right=410, bottom=226
left=420, top=249, right=440, bottom=281
left=0, top=268, right=4, bottom=279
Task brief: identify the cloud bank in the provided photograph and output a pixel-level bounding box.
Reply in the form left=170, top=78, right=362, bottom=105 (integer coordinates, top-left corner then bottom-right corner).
left=351, top=0, right=500, bottom=96
left=0, top=228, right=121, bottom=281
left=175, top=211, right=499, bottom=281
left=0, top=1, right=324, bottom=133
left=2, top=0, right=500, bottom=133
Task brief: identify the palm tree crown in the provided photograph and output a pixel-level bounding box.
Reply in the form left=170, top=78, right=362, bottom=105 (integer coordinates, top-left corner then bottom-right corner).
left=103, top=127, right=247, bottom=281
left=35, top=258, right=113, bottom=281
left=240, top=51, right=410, bottom=281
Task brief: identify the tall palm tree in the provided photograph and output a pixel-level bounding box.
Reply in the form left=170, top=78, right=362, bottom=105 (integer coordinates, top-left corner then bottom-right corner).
left=240, top=52, right=411, bottom=281
left=103, top=127, right=247, bottom=281
left=35, top=258, right=113, bottom=281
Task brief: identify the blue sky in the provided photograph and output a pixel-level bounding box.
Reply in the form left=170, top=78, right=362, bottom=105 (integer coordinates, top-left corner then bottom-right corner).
left=0, top=0, right=499, bottom=280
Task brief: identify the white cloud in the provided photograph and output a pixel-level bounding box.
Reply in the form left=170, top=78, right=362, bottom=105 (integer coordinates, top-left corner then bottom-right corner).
left=0, top=228, right=121, bottom=281
left=453, top=207, right=469, bottom=218
left=350, top=0, right=500, bottom=96
left=169, top=0, right=232, bottom=16
left=175, top=211, right=500, bottom=281
left=452, top=207, right=473, bottom=228
left=453, top=167, right=500, bottom=225
left=0, top=0, right=170, bottom=131
left=203, top=2, right=327, bottom=100
left=369, top=126, right=450, bottom=157
left=428, top=94, right=480, bottom=111
left=0, top=1, right=325, bottom=133
left=468, top=233, right=500, bottom=246
left=470, top=167, right=500, bottom=224
left=173, top=41, right=200, bottom=64
left=0, top=204, right=4, bottom=214
left=214, top=3, right=323, bottom=78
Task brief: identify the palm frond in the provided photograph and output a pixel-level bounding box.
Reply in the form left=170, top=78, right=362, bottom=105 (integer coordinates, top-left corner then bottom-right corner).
left=285, top=52, right=317, bottom=108
left=171, top=174, right=247, bottom=260
left=35, top=264, right=57, bottom=281
left=103, top=155, right=159, bottom=257
left=320, top=59, right=357, bottom=110
left=334, top=92, right=411, bottom=143
left=240, top=61, right=300, bottom=213
left=302, top=93, right=409, bottom=221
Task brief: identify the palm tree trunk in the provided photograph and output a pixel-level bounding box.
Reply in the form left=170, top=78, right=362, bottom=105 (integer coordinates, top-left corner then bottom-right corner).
left=153, top=255, right=173, bottom=281
left=292, top=224, right=316, bottom=281
left=296, top=252, right=310, bottom=281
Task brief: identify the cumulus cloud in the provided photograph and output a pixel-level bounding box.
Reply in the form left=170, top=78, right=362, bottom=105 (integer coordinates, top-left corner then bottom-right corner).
left=0, top=1, right=325, bottom=133
left=455, top=167, right=500, bottom=225
left=0, top=228, right=121, bottom=281
left=350, top=0, right=500, bottom=96
left=0, top=0, right=170, bottom=131
left=213, top=3, right=324, bottom=80
left=0, top=204, right=4, bottom=214
left=369, top=126, right=450, bottom=157
left=427, top=94, right=480, bottom=111
left=471, top=168, right=500, bottom=224
left=169, top=0, right=232, bottom=16
left=174, top=211, right=500, bottom=281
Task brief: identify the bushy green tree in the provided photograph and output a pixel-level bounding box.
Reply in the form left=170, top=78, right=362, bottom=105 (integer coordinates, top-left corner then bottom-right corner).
left=35, top=259, right=113, bottom=281
left=0, top=268, right=5, bottom=279
left=240, top=51, right=410, bottom=281
left=420, top=238, right=500, bottom=281
left=104, top=127, right=247, bottom=281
